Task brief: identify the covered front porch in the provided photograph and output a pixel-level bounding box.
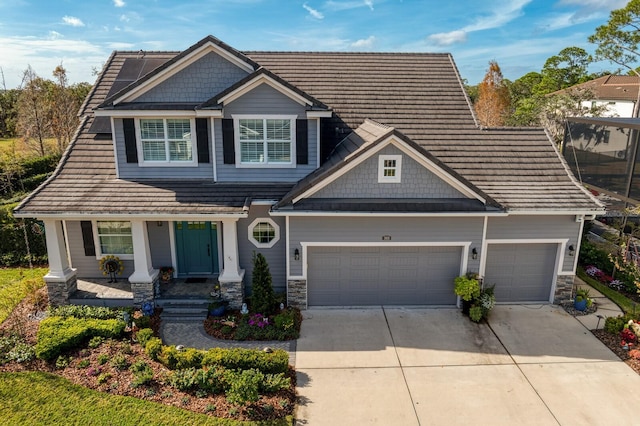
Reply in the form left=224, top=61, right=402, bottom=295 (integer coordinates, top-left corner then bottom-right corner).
left=41, top=216, right=246, bottom=308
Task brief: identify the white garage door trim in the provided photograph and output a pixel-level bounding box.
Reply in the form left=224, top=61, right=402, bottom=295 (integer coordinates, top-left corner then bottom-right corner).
left=480, top=238, right=568, bottom=303
left=294, top=241, right=472, bottom=308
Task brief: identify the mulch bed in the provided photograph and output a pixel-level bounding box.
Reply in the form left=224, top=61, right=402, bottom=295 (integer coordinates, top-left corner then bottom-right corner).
left=0, top=293, right=295, bottom=422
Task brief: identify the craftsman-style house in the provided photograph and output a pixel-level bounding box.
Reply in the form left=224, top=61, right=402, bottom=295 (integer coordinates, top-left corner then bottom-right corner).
left=14, top=36, right=603, bottom=309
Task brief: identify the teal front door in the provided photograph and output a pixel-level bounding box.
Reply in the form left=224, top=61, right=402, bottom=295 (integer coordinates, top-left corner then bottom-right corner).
left=175, top=221, right=218, bottom=275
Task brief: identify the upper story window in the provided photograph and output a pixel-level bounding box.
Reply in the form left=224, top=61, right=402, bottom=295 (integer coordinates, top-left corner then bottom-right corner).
left=378, top=154, right=402, bottom=183
left=94, top=221, right=133, bottom=258
left=234, top=115, right=296, bottom=167
left=137, top=118, right=196, bottom=165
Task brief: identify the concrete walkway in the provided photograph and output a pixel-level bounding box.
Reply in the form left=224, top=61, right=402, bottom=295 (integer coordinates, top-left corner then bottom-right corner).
left=294, top=306, right=640, bottom=425
left=574, top=276, right=624, bottom=330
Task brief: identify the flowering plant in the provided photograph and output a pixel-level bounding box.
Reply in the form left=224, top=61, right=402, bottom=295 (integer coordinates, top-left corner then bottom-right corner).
left=99, top=255, right=124, bottom=276
left=248, top=313, right=269, bottom=328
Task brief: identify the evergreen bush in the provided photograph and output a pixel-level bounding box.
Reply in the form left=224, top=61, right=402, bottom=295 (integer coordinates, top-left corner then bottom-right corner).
left=251, top=252, right=276, bottom=315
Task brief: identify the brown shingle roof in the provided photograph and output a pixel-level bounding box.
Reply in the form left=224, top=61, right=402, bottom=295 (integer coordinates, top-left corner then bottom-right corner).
left=557, top=75, right=640, bottom=102
left=16, top=41, right=602, bottom=216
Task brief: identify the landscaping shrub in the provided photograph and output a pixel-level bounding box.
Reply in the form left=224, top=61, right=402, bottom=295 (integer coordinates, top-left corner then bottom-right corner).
left=35, top=317, right=125, bottom=361
left=604, top=314, right=638, bottom=334
left=110, top=354, right=129, bottom=371
left=48, top=305, right=123, bottom=320
left=135, top=328, right=154, bottom=346
left=0, top=335, right=35, bottom=364
left=251, top=252, right=276, bottom=315
left=130, top=361, right=154, bottom=387
left=579, top=240, right=614, bottom=273
left=201, top=347, right=289, bottom=374
left=225, top=369, right=262, bottom=405
left=144, top=337, right=163, bottom=361
left=166, top=367, right=226, bottom=395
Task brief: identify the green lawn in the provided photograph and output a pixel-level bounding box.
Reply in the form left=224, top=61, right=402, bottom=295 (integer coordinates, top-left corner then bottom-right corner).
left=577, top=267, right=639, bottom=315
left=0, top=371, right=290, bottom=425
left=0, top=267, right=47, bottom=324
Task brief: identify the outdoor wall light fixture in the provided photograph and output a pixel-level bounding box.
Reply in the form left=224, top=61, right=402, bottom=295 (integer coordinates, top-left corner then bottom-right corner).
left=471, top=247, right=478, bottom=260
left=294, top=248, right=300, bottom=261
left=568, top=245, right=575, bottom=256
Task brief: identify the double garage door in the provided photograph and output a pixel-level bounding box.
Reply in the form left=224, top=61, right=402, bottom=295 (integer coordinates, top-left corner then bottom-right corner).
left=307, top=246, right=461, bottom=306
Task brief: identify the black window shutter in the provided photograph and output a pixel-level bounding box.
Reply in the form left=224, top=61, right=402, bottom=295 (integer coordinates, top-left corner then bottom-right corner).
left=296, top=119, right=308, bottom=165
left=195, top=118, right=210, bottom=163
left=80, top=221, right=96, bottom=257
left=123, top=118, right=138, bottom=163
left=222, top=119, right=235, bottom=164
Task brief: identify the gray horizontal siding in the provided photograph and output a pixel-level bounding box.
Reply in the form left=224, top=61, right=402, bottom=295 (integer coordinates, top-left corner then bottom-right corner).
left=311, top=144, right=467, bottom=199
left=486, top=215, right=580, bottom=272
left=114, top=118, right=214, bottom=179
left=65, top=220, right=134, bottom=278
left=237, top=204, right=287, bottom=295
left=133, top=52, right=249, bottom=103
left=215, top=118, right=318, bottom=182
left=148, top=221, right=172, bottom=269
left=288, top=216, right=483, bottom=276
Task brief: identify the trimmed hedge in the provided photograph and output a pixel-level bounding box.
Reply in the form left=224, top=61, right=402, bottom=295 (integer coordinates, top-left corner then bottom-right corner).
left=144, top=341, right=288, bottom=375
left=48, top=305, right=124, bottom=320
left=36, top=317, right=125, bottom=361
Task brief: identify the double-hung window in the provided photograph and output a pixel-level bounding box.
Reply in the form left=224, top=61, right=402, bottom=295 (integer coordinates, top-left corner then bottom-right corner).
left=138, top=118, right=195, bottom=164
left=236, top=116, right=295, bottom=166
left=95, top=221, right=133, bottom=257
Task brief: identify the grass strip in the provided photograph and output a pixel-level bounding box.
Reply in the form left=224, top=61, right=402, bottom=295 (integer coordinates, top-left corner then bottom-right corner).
left=0, top=267, right=47, bottom=324
left=577, top=267, right=640, bottom=315
left=0, top=371, right=291, bottom=426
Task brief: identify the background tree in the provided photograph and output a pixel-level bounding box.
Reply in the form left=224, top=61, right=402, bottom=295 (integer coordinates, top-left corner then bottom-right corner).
left=589, top=0, right=640, bottom=116
left=16, top=66, right=53, bottom=156
left=506, top=71, right=543, bottom=126
left=535, top=47, right=593, bottom=93
left=50, top=65, right=78, bottom=153
left=0, top=68, right=19, bottom=138
left=474, top=61, right=511, bottom=127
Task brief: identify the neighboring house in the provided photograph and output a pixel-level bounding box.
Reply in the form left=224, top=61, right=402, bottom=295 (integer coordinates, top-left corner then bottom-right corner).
left=14, top=36, right=603, bottom=309
left=560, top=75, right=640, bottom=117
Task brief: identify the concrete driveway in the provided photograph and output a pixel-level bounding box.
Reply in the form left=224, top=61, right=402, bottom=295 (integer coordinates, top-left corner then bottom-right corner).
left=294, top=305, right=640, bottom=425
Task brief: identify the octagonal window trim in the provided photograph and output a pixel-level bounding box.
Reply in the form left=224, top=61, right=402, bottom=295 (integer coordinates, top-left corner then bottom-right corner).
left=248, top=218, right=280, bottom=249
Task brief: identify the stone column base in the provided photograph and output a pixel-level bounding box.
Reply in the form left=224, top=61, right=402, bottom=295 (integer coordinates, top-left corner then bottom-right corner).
left=287, top=279, right=307, bottom=310
left=44, top=274, right=78, bottom=307
left=554, top=275, right=574, bottom=304
left=131, top=278, right=158, bottom=307
left=220, top=280, right=244, bottom=310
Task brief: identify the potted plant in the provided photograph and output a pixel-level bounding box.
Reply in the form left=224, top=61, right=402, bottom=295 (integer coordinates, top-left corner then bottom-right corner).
left=208, top=297, right=228, bottom=317
left=574, top=288, right=593, bottom=311
left=159, top=266, right=174, bottom=283
left=470, top=285, right=496, bottom=323
left=454, top=273, right=481, bottom=314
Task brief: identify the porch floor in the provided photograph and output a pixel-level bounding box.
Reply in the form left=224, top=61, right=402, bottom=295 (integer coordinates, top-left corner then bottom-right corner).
left=72, top=277, right=218, bottom=301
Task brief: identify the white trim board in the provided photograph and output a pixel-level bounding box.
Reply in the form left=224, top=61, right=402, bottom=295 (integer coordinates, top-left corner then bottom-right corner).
left=95, top=110, right=223, bottom=118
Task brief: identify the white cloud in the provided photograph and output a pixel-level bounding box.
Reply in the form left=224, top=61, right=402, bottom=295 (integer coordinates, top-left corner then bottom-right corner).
left=427, top=30, right=467, bottom=46
left=303, top=3, right=324, bottom=19
left=559, top=0, right=627, bottom=13
left=120, top=14, right=130, bottom=23
left=113, top=0, right=126, bottom=7
left=325, top=1, right=376, bottom=11
left=107, top=42, right=135, bottom=49
left=48, top=31, right=63, bottom=40
left=0, top=36, right=105, bottom=88
left=364, top=0, right=374, bottom=10
left=351, top=35, right=375, bottom=49
left=426, top=0, right=530, bottom=46
left=62, top=16, right=85, bottom=27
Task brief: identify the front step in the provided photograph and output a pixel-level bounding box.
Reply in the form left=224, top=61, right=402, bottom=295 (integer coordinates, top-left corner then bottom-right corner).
left=158, top=298, right=209, bottom=322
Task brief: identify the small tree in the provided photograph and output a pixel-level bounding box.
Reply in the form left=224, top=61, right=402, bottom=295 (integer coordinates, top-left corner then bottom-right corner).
left=251, top=252, right=276, bottom=315
left=475, top=60, right=510, bottom=127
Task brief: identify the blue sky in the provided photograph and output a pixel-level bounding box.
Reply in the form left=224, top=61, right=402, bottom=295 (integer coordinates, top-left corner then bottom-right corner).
left=0, top=0, right=630, bottom=89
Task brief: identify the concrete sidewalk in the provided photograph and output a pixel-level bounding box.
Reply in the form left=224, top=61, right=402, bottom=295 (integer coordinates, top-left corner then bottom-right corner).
left=294, top=306, right=640, bottom=425
left=574, top=277, right=623, bottom=330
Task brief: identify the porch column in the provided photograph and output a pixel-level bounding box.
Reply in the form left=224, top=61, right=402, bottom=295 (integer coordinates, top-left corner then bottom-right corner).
left=42, top=219, right=77, bottom=306
left=128, top=220, right=159, bottom=305
left=218, top=218, right=245, bottom=309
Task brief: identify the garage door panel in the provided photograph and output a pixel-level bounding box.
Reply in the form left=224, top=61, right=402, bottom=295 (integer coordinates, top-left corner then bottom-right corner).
left=484, top=243, right=556, bottom=303
left=308, top=246, right=460, bottom=306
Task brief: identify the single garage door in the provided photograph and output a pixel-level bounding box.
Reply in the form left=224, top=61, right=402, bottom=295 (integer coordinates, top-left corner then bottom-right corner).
left=484, top=243, right=557, bottom=302
left=307, top=246, right=461, bottom=306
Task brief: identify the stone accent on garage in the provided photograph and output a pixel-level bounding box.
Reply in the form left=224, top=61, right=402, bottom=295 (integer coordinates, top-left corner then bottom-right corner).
left=45, top=274, right=78, bottom=306
left=554, top=275, right=574, bottom=303
left=288, top=279, right=307, bottom=310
